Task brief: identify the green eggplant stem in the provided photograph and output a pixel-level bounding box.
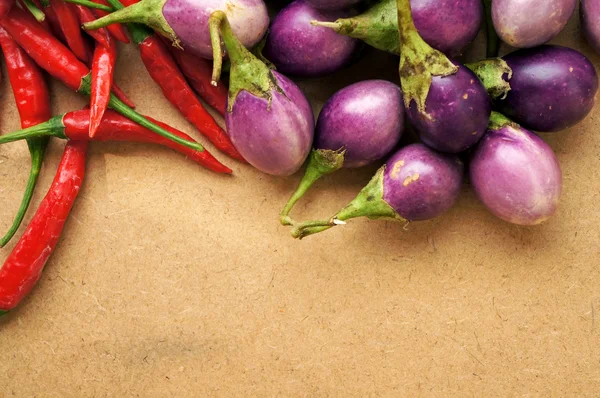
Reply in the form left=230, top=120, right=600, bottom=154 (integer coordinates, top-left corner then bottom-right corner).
left=102, top=0, right=154, bottom=45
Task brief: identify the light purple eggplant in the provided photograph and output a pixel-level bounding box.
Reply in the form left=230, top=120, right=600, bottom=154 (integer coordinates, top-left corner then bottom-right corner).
left=492, top=0, right=576, bottom=48
left=312, top=0, right=482, bottom=57
left=396, top=0, right=491, bottom=153
left=581, top=0, right=600, bottom=55
left=290, top=143, right=464, bottom=239
left=305, top=0, right=361, bottom=10
left=211, top=11, right=314, bottom=176
left=82, top=0, right=269, bottom=59
left=469, top=45, right=599, bottom=132
left=264, top=0, right=359, bottom=77
left=280, top=80, right=405, bottom=225
left=470, top=112, right=562, bottom=226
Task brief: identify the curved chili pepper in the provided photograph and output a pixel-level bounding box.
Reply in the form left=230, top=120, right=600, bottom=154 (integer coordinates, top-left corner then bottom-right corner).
left=0, top=7, right=209, bottom=154
left=0, top=110, right=232, bottom=174
left=102, top=0, right=244, bottom=162
left=0, top=141, right=88, bottom=314
left=50, top=0, right=90, bottom=62
left=0, top=27, right=51, bottom=248
left=91, top=0, right=129, bottom=44
left=90, top=40, right=117, bottom=136
left=74, top=4, right=110, bottom=48
left=169, top=47, right=227, bottom=117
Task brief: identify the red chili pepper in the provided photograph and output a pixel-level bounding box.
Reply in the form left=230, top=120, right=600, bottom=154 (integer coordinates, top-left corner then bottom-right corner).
left=0, top=7, right=209, bottom=154
left=0, top=0, right=14, bottom=19
left=110, top=83, right=136, bottom=108
left=101, top=0, right=243, bottom=161
left=33, top=0, right=66, bottom=42
left=49, top=0, right=90, bottom=62
left=0, top=141, right=88, bottom=314
left=91, top=0, right=130, bottom=44
left=0, top=110, right=232, bottom=174
left=90, top=39, right=117, bottom=137
left=170, top=47, right=228, bottom=117
left=0, top=27, right=51, bottom=247
left=73, top=4, right=110, bottom=48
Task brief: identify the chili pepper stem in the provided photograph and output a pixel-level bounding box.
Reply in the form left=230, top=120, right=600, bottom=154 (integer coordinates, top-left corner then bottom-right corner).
left=280, top=148, right=346, bottom=226
left=0, top=140, right=47, bottom=248
left=81, top=0, right=178, bottom=46
left=22, top=0, right=46, bottom=21
left=0, top=310, right=8, bottom=317
left=0, top=117, right=65, bottom=145
left=64, top=0, right=112, bottom=11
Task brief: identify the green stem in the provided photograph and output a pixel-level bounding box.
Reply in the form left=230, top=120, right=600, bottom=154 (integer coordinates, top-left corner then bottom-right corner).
left=465, top=58, right=512, bottom=100
left=81, top=0, right=178, bottom=46
left=64, top=0, right=112, bottom=12
left=280, top=149, right=346, bottom=226
left=0, top=310, right=8, bottom=317
left=488, top=111, right=518, bottom=130
left=209, top=10, right=282, bottom=111
left=291, top=167, right=405, bottom=239
left=22, top=0, right=46, bottom=22
left=397, top=0, right=458, bottom=113
left=312, top=0, right=400, bottom=55
left=482, top=0, right=500, bottom=58
left=0, top=139, right=48, bottom=248
left=103, top=0, right=153, bottom=45
left=0, top=116, right=65, bottom=145
left=79, top=74, right=205, bottom=152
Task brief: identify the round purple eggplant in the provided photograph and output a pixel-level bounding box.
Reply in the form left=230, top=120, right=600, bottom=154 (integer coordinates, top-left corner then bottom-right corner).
left=312, top=0, right=482, bottom=56
left=211, top=11, right=314, bottom=176
left=396, top=0, right=491, bottom=153
left=280, top=80, right=405, bottom=225
left=82, top=0, right=269, bottom=59
left=470, top=112, right=562, bottom=225
left=264, top=0, right=359, bottom=77
left=581, top=0, right=600, bottom=55
left=305, top=0, right=361, bottom=10
left=492, top=0, right=576, bottom=48
left=290, top=143, right=464, bottom=239
left=469, top=45, right=599, bottom=132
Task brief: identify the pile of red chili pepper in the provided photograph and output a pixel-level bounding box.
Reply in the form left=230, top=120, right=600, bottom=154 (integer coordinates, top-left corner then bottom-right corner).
left=0, top=0, right=237, bottom=316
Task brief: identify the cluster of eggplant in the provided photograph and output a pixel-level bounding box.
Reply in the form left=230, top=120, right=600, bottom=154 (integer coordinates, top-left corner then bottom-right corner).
left=88, top=0, right=599, bottom=238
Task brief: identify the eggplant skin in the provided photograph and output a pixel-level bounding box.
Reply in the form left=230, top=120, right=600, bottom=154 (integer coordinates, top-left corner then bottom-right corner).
left=492, top=0, right=576, bottom=48
left=499, top=45, right=599, bottom=133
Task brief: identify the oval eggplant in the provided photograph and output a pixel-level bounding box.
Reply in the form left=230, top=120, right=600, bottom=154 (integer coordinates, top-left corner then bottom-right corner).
left=280, top=80, right=405, bottom=225
left=470, top=112, right=562, bottom=225
left=581, top=0, right=600, bottom=55
left=290, top=143, right=464, bottom=238
left=83, top=0, right=270, bottom=59
left=264, top=0, right=358, bottom=77
left=492, top=0, right=576, bottom=48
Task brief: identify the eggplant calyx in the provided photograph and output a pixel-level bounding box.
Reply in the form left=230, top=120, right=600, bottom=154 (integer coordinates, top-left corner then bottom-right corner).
left=280, top=148, right=346, bottom=226
left=209, top=11, right=284, bottom=112
left=466, top=58, right=513, bottom=100
left=290, top=166, right=406, bottom=239
left=82, top=0, right=179, bottom=47
left=488, top=111, right=520, bottom=131
left=397, top=0, right=458, bottom=115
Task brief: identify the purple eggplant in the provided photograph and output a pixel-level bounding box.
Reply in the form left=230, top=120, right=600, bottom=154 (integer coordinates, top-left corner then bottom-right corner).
left=581, top=0, right=600, bottom=55
left=396, top=0, right=490, bottom=153
left=470, top=112, right=562, bottom=225
left=305, top=0, right=361, bottom=10
left=492, top=0, right=576, bottom=48
left=264, top=0, right=359, bottom=77
left=468, top=45, right=599, bottom=132
left=312, top=0, right=482, bottom=56
left=82, top=0, right=269, bottom=59
left=211, top=11, right=314, bottom=176
left=280, top=80, right=405, bottom=225
left=290, top=143, right=464, bottom=239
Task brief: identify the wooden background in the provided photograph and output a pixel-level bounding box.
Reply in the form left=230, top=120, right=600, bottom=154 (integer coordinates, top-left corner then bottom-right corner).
left=1, top=6, right=599, bottom=396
